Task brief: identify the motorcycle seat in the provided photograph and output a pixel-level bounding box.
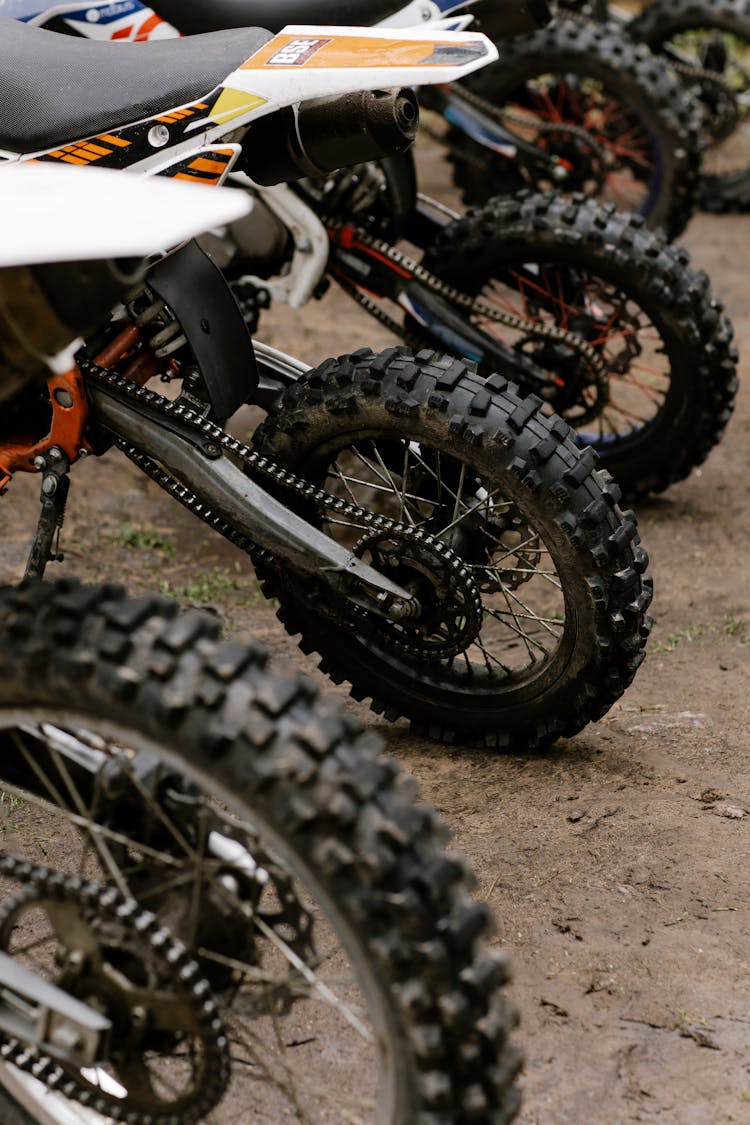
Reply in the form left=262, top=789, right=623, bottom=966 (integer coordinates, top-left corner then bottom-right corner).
left=154, top=0, right=404, bottom=36
left=0, top=18, right=273, bottom=154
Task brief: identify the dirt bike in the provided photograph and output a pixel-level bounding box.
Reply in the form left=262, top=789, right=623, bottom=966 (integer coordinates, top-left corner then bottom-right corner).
left=13, top=0, right=704, bottom=235
left=560, top=0, right=750, bottom=214
left=0, top=18, right=653, bottom=755
left=12, top=3, right=738, bottom=501
left=0, top=163, right=523, bottom=1124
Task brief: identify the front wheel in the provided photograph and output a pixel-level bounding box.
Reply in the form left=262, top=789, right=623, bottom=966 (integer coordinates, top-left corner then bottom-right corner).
left=0, top=580, right=521, bottom=1124
left=413, top=192, right=738, bottom=501
left=253, top=347, right=652, bottom=752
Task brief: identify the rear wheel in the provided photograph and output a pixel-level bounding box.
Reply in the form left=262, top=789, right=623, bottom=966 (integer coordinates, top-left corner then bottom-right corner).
left=253, top=347, right=652, bottom=752
left=448, top=19, right=702, bottom=238
left=629, top=0, right=750, bottom=212
left=414, top=193, right=738, bottom=500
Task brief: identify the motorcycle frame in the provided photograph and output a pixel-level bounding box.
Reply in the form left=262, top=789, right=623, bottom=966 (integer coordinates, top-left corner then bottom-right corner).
left=231, top=153, right=551, bottom=383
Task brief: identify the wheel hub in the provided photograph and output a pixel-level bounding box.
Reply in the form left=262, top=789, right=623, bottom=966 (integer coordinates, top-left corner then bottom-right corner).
left=355, top=530, right=482, bottom=660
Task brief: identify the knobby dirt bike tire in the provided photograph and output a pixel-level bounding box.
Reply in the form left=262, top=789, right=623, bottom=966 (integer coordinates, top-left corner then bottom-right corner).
left=0, top=579, right=522, bottom=1124
left=628, top=0, right=750, bottom=213
left=253, top=346, right=653, bottom=753
left=414, top=192, right=738, bottom=501
left=447, top=19, right=702, bottom=239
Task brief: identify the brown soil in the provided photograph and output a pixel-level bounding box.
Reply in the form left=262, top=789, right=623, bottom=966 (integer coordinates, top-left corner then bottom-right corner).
left=2, top=155, right=749, bottom=1122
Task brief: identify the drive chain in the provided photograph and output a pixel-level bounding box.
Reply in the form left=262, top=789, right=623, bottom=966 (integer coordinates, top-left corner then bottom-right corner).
left=80, top=358, right=483, bottom=657
left=329, top=222, right=610, bottom=408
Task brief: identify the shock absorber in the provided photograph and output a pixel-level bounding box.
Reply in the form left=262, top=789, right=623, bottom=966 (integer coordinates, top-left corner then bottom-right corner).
left=126, top=284, right=187, bottom=359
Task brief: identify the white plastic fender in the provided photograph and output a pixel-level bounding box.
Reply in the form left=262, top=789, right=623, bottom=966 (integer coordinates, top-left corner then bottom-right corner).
left=0, top=163, right=251, bottom=266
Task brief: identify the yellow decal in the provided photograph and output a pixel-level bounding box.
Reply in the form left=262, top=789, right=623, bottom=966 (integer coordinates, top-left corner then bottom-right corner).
left=210, top=88, right=267, bottom=125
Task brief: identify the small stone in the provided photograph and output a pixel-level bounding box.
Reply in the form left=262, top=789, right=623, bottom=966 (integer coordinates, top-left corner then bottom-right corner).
left=567, top=808, right=587, bottom=823
left=714, top=805, right=745, bottom=820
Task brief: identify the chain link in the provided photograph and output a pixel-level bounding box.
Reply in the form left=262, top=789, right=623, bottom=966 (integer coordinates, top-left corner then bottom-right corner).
left=329, top=222, right=610, bottom=411
left=450, top=83, right=610, bottom=165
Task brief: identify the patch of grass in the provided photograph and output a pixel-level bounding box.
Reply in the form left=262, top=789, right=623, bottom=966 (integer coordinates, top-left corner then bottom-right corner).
left=0, top=792, right=25, bottom=814
left=653, top=624, right=705, bottom=654
left=111, top=522, right=175, bottom=557
left=653, top=618, right=749, bottom=654
left=722, top=616, right=748, bottom=642
left=159, top=568, right=245, bottom=604
left=0, top=791, right=28, bottom=839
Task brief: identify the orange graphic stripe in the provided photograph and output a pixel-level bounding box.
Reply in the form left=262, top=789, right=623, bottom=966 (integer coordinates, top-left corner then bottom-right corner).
left=189, top=156, right=227, bottom=173
left=172, top=172, right=216, bottom=183
left=98, top=133, right=131, bottom=147
left=243, top=34, right=460, bottom=69
left=135, top=13, right=163, bottom=40
left=81, top=142, right=111, bottom=157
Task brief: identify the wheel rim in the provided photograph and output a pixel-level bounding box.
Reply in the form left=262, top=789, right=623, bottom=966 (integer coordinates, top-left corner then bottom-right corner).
left=470, top=263, right=672, bottom=451
left=285, top=430, right=574, bottom=703
left=504, top=73, right=662, bottom=217
left=0, top=712, right=400, bottom=1124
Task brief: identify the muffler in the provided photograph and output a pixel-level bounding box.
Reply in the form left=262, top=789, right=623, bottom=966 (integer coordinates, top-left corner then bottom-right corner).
left=241, top=87, right=419, bottom=185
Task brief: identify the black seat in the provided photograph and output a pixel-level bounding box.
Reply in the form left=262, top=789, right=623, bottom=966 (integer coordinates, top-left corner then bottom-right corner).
left=0, top=18, right=273, bottom=154
left=154, top=0, right=404, bottom=36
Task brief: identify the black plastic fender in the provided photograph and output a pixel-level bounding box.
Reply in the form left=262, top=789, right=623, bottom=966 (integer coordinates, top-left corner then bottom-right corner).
left=147, top=239, right=257, bottom=424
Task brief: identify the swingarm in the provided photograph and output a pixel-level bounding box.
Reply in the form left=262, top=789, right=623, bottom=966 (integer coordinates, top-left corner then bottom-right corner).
left=88, top=378, right=421, bottom=623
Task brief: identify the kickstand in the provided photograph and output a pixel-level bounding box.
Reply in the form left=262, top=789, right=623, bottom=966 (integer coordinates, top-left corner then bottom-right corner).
left=24, top=448, right=71, bottom=580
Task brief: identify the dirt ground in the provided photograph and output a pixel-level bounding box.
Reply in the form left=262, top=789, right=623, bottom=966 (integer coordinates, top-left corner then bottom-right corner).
left=2, top=148, right=750, bottom=1122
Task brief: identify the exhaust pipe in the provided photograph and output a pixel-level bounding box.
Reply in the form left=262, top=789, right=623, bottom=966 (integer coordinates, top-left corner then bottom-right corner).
left=241, top=87, right=419, bottom=185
